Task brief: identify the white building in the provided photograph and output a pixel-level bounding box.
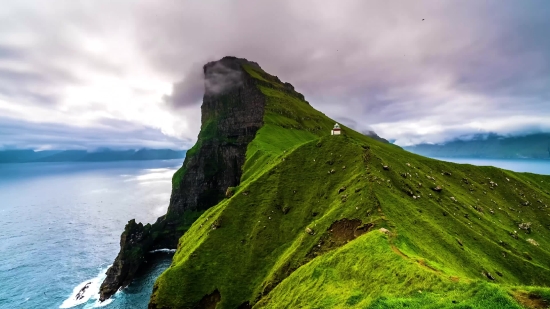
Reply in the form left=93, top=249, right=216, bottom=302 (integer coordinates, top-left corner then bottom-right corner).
left=331, top=123, right=341, bottom=135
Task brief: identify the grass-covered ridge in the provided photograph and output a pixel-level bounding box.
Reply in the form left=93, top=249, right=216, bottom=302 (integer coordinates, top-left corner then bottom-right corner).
left=150, top=63, right=550, bottom=309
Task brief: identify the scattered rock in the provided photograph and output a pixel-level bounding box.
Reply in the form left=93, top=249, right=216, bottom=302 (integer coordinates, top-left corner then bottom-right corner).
left=338, top=187, right=346, bottom=194
left=305, top=227, right=315, bottom=235
left=527, top=238, right=539, bottom=246
left=383, top=165, right=390, bottom=170
left=444, top=171, right=452, bottom=176
left=211, top=219, right=221, bottom=230
left=519, top=222, right=532, bottom=234
left=379, top=228, right=391, bottom=235
left=450, top=196, right=457, bottom=202
left=225, top=187, right=236, bottom=198
left=483, top=271, right=495, bottom=280
left=457, top=238, right=463, bottom=246
left=242, top=191, right=250, bottom=196
left=432, top=186, right=442, bottom=192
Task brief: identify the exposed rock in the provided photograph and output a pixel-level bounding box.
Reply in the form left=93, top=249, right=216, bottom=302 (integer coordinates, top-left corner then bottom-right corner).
left=382, top=165, right=390, bottom=170
left=193, top=289, right=221, bottom=309
left=432, top=186, right=443, bottom=192
left=483, top=271, right=495, bottom=280
left=527, top=238, right=539, bottom=246
left=519, top=222, right=532, bottom=234
left=101, top=57, right=267, bottom=301
left=305, top=227, right=315, bottom=235
left=211, top=219, right=221, bottom=230
left=226, top=187, right=236, bottom=198
left=338, top=186, right=346, bottom=194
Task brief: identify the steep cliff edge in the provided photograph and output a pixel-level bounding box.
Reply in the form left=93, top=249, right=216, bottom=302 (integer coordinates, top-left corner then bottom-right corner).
left=148, top=59, right=550, bottom=308
left=100, top=57, right=277, bottom=301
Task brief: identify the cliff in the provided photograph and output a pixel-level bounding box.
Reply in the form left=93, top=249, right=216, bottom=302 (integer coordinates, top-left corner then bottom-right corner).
left=102, top=57, right=550, bottom=308
left=148, top=59, right=550, bottom=308
left=100, top=57, right=271, bottom=301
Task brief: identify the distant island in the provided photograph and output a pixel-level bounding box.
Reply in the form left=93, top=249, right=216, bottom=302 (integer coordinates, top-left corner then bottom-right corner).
left=405, top=133, right=550, bottom=159
left=0, top=148, right=186, bottom=163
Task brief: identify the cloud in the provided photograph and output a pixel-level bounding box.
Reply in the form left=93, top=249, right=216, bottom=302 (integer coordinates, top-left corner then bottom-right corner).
left=133, top=0, right=550, bottom=145
left=203, top=61, right=243, bottom=96
left=163, top=60, right=244, bottom=109
left=0, top=116, right=190, bottom=151
left=0, top=0, right=549, bottom=149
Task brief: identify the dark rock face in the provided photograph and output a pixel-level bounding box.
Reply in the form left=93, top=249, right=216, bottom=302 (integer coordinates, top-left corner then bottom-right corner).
left=169, top=57, right=265, bottom=215
left=99, top=220, right=149, bottom=301
left=99, top=57, right=266, bottom=302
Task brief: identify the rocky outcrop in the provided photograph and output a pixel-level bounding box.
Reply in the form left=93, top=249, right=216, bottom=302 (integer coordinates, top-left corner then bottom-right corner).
left=99, top=57, right=267, bottom=301
left=168, top=56, right=266, bottom=215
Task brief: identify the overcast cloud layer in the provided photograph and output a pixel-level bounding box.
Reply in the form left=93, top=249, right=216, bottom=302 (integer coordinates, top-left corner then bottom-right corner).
left=1, top=0, right=549, bottom=149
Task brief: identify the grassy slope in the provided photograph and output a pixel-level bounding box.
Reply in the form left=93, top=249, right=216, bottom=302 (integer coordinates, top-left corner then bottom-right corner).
left=150, top=65, right=550, bottom=309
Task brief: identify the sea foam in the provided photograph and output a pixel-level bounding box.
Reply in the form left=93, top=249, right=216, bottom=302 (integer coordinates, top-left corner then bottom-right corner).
left=59, top=266, right=113, bottom=308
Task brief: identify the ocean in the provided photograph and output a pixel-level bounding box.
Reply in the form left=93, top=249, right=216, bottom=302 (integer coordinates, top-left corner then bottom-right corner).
left=0, top=160, right=181, bottom=309
left=0, top=158, right=548, bottom=309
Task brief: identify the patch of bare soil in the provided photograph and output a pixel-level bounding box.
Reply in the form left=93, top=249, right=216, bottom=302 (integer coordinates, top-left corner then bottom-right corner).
left=193, top=289, right=221, bottom=309
left=308, top=218, right=374, bottom=259
left=512, top=291, right=549, bottom=309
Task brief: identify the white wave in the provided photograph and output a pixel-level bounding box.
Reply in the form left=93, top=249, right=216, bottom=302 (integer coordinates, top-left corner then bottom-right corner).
left=59, top=266, right=112, bottom=309
left=149, top=248, right=176, bottom=253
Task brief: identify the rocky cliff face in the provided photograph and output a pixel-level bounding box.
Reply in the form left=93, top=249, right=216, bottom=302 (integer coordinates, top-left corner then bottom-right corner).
left=99, top=57, right=266, bottom=301
left=168, top=57, right=266, bottom=215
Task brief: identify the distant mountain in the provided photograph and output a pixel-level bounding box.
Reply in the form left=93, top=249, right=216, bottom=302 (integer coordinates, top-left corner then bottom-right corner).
left=405, top=133, right=550, bottom=159
left=0, top=148, right=186, bottom=163
left=0, top=150, right=62, bottom=163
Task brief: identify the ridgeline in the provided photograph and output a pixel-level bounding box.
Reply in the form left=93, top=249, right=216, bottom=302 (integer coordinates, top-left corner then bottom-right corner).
left=102, top=57, right=550, bottom=308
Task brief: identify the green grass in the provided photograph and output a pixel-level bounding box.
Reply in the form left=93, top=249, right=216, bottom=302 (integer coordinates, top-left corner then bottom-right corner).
left=150, top=62, right=550, bottom=309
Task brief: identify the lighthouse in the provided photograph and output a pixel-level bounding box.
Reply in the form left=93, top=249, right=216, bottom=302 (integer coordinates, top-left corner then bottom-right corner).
left=331, top=123, right=341, bottom=135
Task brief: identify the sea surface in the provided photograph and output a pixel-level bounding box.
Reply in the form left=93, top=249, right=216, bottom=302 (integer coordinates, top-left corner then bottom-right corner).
left=0, top=160, right=181, bottom=309
left=434, top=157, right=550, bottom=175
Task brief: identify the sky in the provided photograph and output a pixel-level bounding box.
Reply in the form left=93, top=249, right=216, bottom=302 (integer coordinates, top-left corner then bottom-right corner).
left=1, top=0, right=549, bottom=150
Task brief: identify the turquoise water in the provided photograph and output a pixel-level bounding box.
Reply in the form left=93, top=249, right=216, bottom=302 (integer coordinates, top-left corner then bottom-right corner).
left=434, top=158, right=550, bottom=175
left=0, top=160, right=181, bottom=309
